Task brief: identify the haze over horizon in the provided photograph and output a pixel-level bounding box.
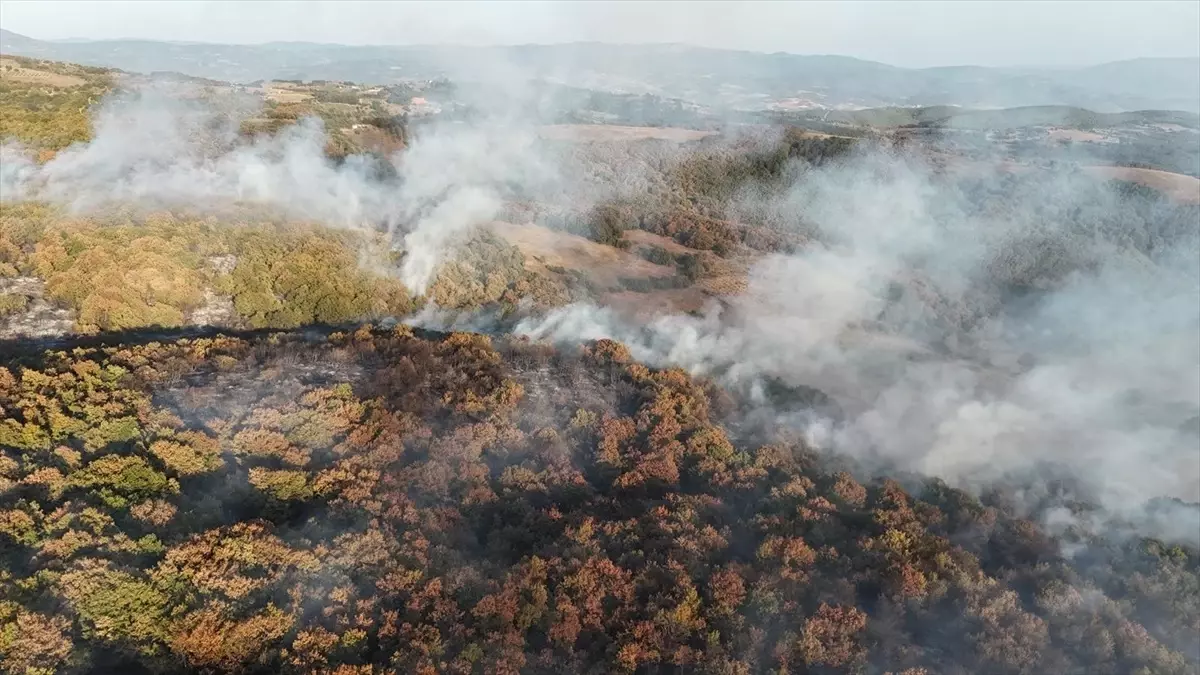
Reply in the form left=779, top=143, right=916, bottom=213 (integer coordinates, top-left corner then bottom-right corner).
left=1, top=0, right=1198, bottom=69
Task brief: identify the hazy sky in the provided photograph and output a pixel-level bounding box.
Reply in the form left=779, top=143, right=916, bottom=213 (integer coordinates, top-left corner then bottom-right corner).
left=1, top=0, right=1197, bottom=68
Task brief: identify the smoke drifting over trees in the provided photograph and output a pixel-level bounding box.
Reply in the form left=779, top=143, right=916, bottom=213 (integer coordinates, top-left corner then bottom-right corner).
left=1, top=87, right=558, bottom=294
left=3, top=325, right=1199, bottom=674
left=0, top=39, right=1198, bottom=675
left=508, top=151, right=1200, bottom=543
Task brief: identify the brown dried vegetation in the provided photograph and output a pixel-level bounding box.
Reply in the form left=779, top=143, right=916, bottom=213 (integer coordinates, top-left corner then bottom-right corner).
left=0, top=326, right=1194, bottom=674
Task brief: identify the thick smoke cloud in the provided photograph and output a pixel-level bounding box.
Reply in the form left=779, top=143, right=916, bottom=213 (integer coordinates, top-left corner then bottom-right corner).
left=0, top=79, right=587, bottom=294
left=503, top=150, right=1200, bottom=542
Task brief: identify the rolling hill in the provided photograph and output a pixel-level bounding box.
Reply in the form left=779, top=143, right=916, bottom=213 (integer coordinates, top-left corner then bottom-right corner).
left=0, top=47, right=1198, bottom=675
left=2, top=28, right=1198, bottom=112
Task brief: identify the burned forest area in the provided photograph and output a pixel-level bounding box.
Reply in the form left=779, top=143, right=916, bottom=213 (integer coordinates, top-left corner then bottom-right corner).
left=0, top=324, right=1195, bottom=675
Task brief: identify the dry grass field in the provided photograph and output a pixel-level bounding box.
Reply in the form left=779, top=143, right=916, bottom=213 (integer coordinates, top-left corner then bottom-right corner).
left=1084, top=165, right=1200, bottom=203
left=489, top=221, right=674, bottom=286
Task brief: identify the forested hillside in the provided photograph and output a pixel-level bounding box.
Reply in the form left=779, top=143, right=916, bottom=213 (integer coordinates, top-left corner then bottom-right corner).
left=1, top=327, right=1196, bottom=674
left=1, top=53, right=1198, bottom=675
left=0, top=202, right=579, bottom=336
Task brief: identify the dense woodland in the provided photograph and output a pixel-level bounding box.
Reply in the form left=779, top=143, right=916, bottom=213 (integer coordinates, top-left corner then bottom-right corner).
left=0, top=202, right=584, bottom=334
left=526, top=130, right=862, bottom=256
left=1, top=327, right=1197, bottom=674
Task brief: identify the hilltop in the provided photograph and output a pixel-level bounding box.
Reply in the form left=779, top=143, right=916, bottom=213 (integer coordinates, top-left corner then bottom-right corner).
left=791, top=105, right=1200, bottom=130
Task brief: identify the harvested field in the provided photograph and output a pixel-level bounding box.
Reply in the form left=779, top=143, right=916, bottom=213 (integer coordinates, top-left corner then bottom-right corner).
left=697, top=272, right=750, bottom=296
left=624, top=230, right=753, bottom=293
left=1085, top=166, right=1200, bottom=203
left=342, top=125, right=405, bottom=155
left=1046, top=128, right=1111, bottom=143
left=263, top=84, right=312, bottom=103
left=488, top=220, right=754, bottom=316
left=0, top=58, right=86, bottom=87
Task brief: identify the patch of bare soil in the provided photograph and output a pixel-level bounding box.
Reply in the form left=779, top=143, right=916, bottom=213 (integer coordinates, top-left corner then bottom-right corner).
left=538, top=124, right=717, bottom=143
left=623, top=229, right=696, bottom=255
left=1046, top=128, right=1110, bottom=143
left=1084, top=166, right=1200, bottom=203
left=187, top=289, right=236, bottom=328
left=599, top=287, right=717, bottom=318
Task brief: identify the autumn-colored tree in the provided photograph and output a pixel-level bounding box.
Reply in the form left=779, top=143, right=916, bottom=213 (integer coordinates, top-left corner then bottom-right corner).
left=0, top=325, right=1195, bottom=675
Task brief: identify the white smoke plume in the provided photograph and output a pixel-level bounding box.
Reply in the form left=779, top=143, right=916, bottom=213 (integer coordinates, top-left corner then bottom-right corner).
left=2, top=87, right=390, bottom=219
left=501, top=149, right=1200, bottom=542
left=388, top=121, right=561, bottom=292
left=0, top=141, right=39, bottom=201
left=0, top=79, right=588, bottom=294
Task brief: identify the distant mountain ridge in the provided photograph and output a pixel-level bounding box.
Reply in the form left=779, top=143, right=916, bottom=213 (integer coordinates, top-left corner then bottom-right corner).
left=805, top=105, right=1200, bottom=130
left=2, top=28, right=1198, bottom=112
